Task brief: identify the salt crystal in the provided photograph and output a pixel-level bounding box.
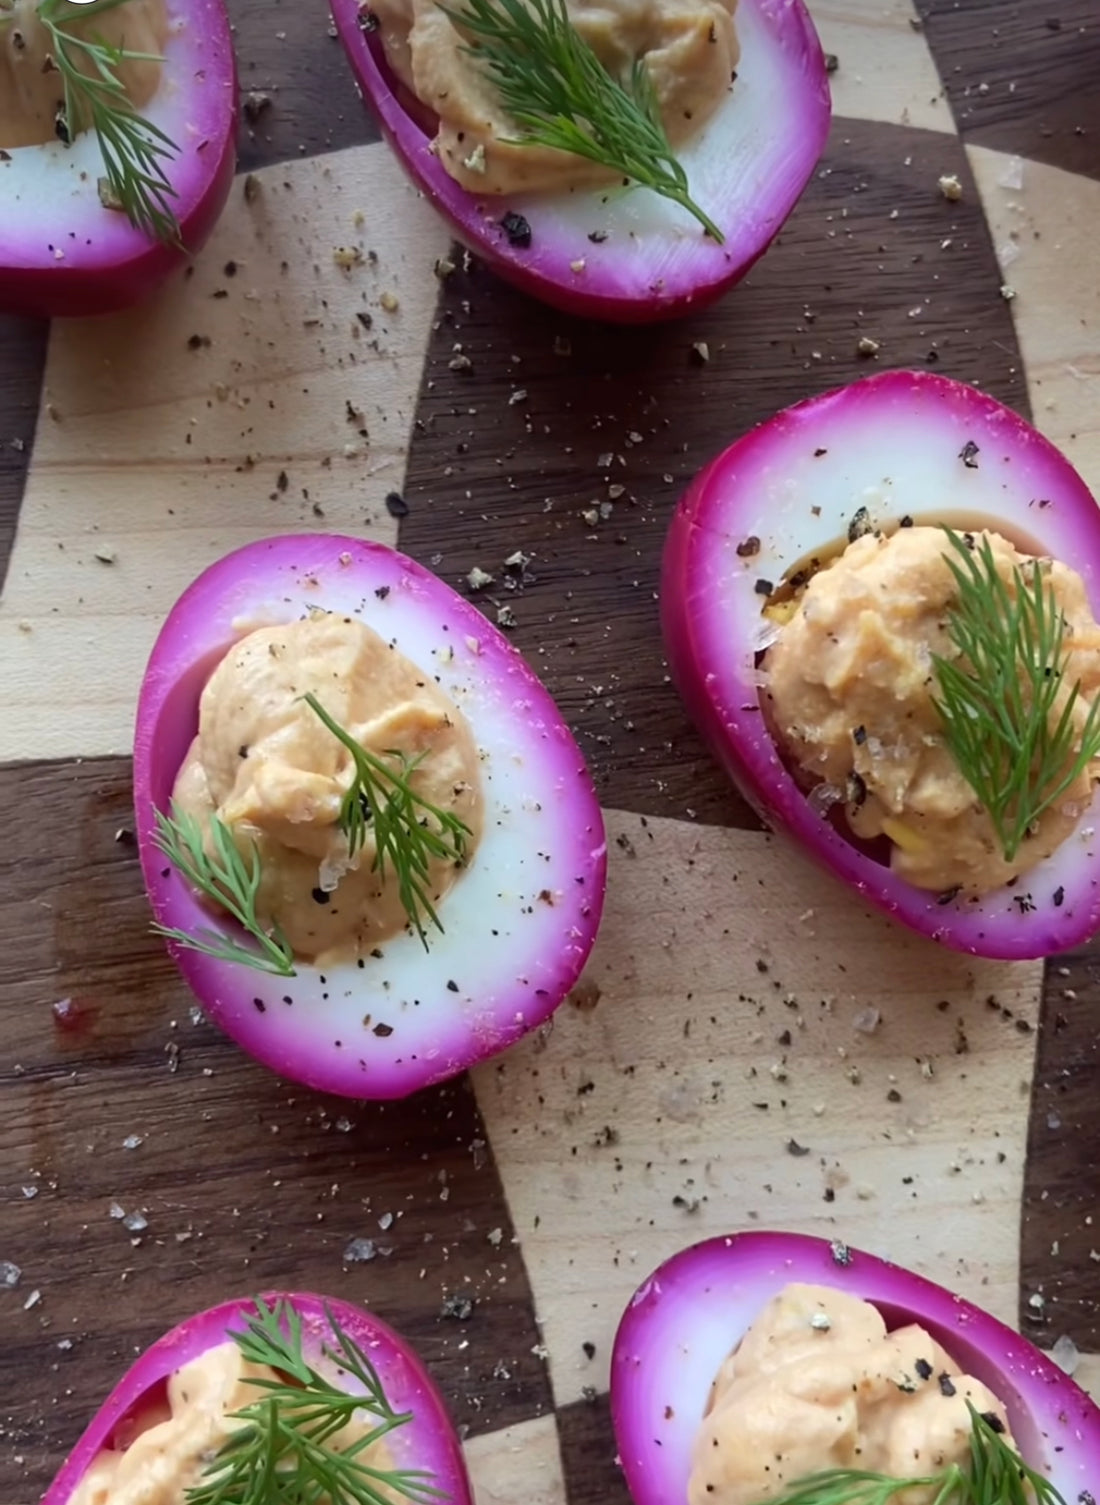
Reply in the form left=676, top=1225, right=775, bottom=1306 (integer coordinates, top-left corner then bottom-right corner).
left=997, top=156, right=1024, bottom=191
left=21, top=1186, right=38, bottom=1199
left=343, top=1238, right=377, bottom=1263
left=378, top=1211, right=394, bottom=1230
left=123, top=1211, right=148, bottom=1233
left=335, top=1117, right=353, bottom=1134
left=122, top=1135, right=144, bottom=1151
left=1051, top=1334, right=1080, bottom=1375
left=23, top=1289, right=41, bottom=1310
left=853, top=1007, right=881, bottom=1034
left=808, top=783, right=845, bottom=817
left=997, top=240, right=1020, bottom=270
left=751, top=620, right=782, bottom=653
left=0, top=1261, right=21, bottom=1289
left=108, top=1202, right=126, bottom=1220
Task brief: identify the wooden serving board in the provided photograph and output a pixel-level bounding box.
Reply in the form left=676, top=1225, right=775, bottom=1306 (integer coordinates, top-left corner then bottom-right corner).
left=2, top=1, right=1099, bottom=1499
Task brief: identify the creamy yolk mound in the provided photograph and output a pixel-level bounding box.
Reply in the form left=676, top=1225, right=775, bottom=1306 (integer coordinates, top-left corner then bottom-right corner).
left=0, top=0, right=168, bottom=149
left=371, top=0, right=739, bottom=195
left=688, top=1283, right=1018, bottom=1505
left=69, top=1340, right=400, bottom=1505
left=763, top=526, right=1100, bottom=894
left=172, top=612, right=483, bottom=963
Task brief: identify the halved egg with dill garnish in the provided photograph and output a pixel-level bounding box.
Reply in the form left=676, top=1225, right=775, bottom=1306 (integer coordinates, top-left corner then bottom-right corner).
left=134, top=533, right=607, bottom=1100
left=329, top=0, right=830, bottom=322
left=611, top=1230, right=1100, bottom=1505
left=661, top=369, right=1100, bottom=959
left=44, top=1293, right=472, bottom=1505
left=0, top=0, right=237, bottom=319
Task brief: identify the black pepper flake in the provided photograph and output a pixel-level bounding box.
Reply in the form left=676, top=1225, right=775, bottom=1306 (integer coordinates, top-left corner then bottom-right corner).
left=358, top=6, right=379, bottom=29
left=587, top=230, right=608, bottom=243
left=959, top=440, right=980, bottom=469
left=899, top=514, right=914, bottom=528
left=754, top=578, right=774, bottom=596
left=372, top=1021, right=394, bottom=1037
left=846, top=771, right=867, bottom=808
left=787, top=1138, right=810, bottom=1156
left=253, top=997, right=266, bottom=1013
left=813, top=447, right=828, bottom=458
left=311, top=887, right=330, bottom=906
left=446, top=979, right=459, bottom=993
left=374, top=585, right=390, bottom=600
left=441, top=1292, right=475, bottom=1320
left=852, top=725, right=867, bottom=746
left=936, top=885, right=962, bottom=906
left=938, top=1373, right=957, bottom=1397
left=887, top=1088, right=902, bottom=1103
left=824, top=51, right=839, bottom=71
left=736, top=536, right=761, bottom=558
left=823, top=1187, right=835, bottom=1203
left=385, top=491, right=409, bottom=519
left=582, top=1341, right=596, bottom=1359
left=500, top=210, right=532, bottom=248
left=982, top=1411, right=1005, bottom=1435
left=830, top=1239, right=853, bottom=1266
left=848, top=506, right=873, bottom=542
left=1053, top=885, right=1065, bottom=907
left=915, top=1357, right=933, bottom=1380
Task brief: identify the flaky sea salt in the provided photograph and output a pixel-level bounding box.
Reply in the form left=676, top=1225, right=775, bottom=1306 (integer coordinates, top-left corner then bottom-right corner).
left=343, top=1238, right=377, bottom=1263
left=1051, top=1334, right=1080, bottom=1375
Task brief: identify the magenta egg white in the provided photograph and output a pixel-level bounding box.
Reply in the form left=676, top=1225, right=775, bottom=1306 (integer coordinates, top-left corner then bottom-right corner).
left=329, top=0, right=830, bottom=322
left=0, top=0, right=237, bottom=319
left=661, top=369, right=1100, bottom=960
left=611, top=1230, right=1100, bottom=1505
left=42, top=1293, right=473, bottom=1505
left=133, top=533, right=607, bottom=1100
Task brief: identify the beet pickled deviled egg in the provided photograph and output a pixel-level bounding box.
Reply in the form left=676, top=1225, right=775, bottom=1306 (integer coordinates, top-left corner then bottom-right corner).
left=1, top=0, right=236, bottom=318
left=331, top=0, right=830, bottom=321
left=134, top=534, right=607, bottom=1100
left=662, top=370, right=1100, bottom=959
left=46, top=1294, right=472, bottom=1505
left=612, top=1231, right=1100, bottom=1505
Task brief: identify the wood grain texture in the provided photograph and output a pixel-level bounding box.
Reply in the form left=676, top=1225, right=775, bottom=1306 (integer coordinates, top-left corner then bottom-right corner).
left=1022, top=960, right=1100, bottom=1347
left=1, top=143, right=449, bottom=763
left=232, top=0, right=380, bottom=170
left=2, top=1, right=1100, bottom=1500
left=556, top=1396, right=631, bottom=1505
left=0, top=758, right=551, bottom=1503
left=0, top=315, right=47, bottom=592
left=474, top=810, right=1041, bottom=1412
left=915, top=0, right=1100, bottom=181
left=398, top=117, right=1028, bottom=823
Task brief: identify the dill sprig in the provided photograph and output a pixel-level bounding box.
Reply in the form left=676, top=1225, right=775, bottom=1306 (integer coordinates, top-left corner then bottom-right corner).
left=302, top=693, right=471, bottom=948
left=754, top=1403, right=1065, bottom=1505
left=443, top=0, right=723, bottom=240
left=185, top=1296, right=447, bottom=1505
left=32, top=0, right=181, bottom=243
left=932, top=528, right=1100, bottom=863
left=151, top=802, right=298, bottom=978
